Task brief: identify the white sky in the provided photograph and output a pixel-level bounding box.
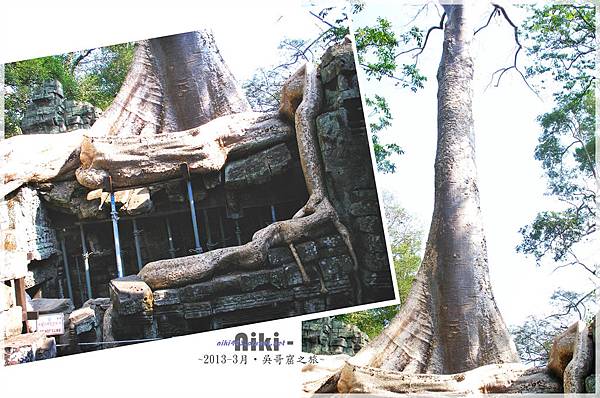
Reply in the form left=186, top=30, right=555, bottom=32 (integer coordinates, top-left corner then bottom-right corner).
left=353, top=1, right=598, bottom=326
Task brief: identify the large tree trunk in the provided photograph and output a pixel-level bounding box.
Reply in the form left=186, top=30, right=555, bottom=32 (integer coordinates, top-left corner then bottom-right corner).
left=90, top=30, right=251, bottom=137
left=335, top=4, right=519, bottom=391
left=1, top=30, right=251, bottom=197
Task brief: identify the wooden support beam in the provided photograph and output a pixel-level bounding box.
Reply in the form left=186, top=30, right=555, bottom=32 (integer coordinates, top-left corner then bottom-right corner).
left=14, top=277, right=30, bottom=333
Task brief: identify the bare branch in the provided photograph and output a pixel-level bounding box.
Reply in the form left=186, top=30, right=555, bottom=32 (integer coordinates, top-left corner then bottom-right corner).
left=480, top=4, right=540, bottom=99
left=71, top=49, right=95, bottom=73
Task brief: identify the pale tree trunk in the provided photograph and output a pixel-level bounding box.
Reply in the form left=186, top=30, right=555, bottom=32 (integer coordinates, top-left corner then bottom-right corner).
left=91, top=31, right=251, bottom=137
left=333, top=3, right=521, bottom=392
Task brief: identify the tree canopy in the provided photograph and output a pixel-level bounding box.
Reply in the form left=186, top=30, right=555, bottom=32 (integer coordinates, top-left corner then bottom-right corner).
left=517, top=4, right=597, bottom=287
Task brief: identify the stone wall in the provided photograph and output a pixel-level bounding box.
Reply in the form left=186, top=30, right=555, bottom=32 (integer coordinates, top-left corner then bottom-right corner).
left=317, top=42, right=393, bottom=301
left=302, top=317, right=369, bottom=355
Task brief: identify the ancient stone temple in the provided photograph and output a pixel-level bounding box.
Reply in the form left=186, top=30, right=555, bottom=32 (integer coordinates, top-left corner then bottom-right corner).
left=20, top=80, right=102, bottom=135
left=1, top=39, right=394, bottom=363
left=302, top=317, right=369, bottom=356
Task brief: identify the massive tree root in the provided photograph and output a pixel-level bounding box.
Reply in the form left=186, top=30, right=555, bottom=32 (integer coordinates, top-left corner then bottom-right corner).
left=139, top=64, right=361, bottom=302
left=333, top=362, right=560, bottom=394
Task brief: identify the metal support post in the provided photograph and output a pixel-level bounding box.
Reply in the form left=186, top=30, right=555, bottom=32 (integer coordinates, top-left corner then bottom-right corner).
left=79, top=224, right=93, bottom=299
left=180, top=163, right=202, bottom=253
left=203, top=208, right=214, bottom=249
left=270, top=204, right=277, bottom=223
left=60, top=234, right=74, bottom=301
left=218, top=214, right=227, bottom=248
left=104, top=176, right=124, bottom=278
left=234, top=218, right=242, bottom=246
left=165, top=217, right=177, bottom=258
left=132, top=219, right=143, bottom=271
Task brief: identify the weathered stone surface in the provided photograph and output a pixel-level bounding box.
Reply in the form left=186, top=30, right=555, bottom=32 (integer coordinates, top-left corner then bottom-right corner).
left=548, top=322, right=578, bottom=379
left=318, top=255, right=354, bottom=281
left=224, top=143, right=292, bottom=189
left=2, top=186, right=57, bottom=261
left=268, top=247, right=294, bottom=267
left=153, top=289, right=181, bottom=306
left=0, top=252, right=28, bottom=282
left=109, top=275, right=153, bottom=316
left=38, top=180, right=104, bottom=219
left=284, top=264, right=305, bottom=287
left=302, top=316, right=369, bottom=355
left=183, top=302, right=212, bottom=319
left=212, top=290, right=294, bottom=314
left=320, top=50, right=355, bottom=84
left=0, top=306, right=23, bottom=339
left=0, top=283, right=15, bottom=312
left=31, top=298, right=74, bottom=314
left=2, top=332, right=56, bottom=366
left=563, top=321, right=594, bottom=393
left=239, top=268, right=285, bottom=292
left=69, top=307, right=97, bottom=335
left=353, top=216, right=383, bottom=234
left=180, top=274, right=240, bottom=303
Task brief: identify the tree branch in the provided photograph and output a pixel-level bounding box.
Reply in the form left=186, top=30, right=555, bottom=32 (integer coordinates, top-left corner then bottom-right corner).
left=481, top=4, right=540, bottom=99
left=71, top=49, right=95, bottom=73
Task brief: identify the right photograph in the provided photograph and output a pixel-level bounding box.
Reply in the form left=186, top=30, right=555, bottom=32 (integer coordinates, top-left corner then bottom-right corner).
left=303, top=1, right=597, bottom=395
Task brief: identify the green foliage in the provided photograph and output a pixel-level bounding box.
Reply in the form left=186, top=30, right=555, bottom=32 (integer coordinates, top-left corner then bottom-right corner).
left=4, top=43, right=134, bottom=137
left=366, top=95, right=402, bottom=173
left=517, top=4, right=597, bottom=278
left=354, top=18, right=426, bottom=90
left=353, top=6, right=428, bottom=174
left=334, top=191, right=422, bottom=338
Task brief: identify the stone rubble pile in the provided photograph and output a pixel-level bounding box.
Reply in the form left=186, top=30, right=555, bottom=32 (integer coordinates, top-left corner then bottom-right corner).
left=20, top=79, right=101, bottom=135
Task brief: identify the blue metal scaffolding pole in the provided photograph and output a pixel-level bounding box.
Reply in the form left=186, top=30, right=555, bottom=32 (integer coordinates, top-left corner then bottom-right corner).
left=132, top=219, right=143, bottom=271
left=59, top=235, right=74, bottom=301
left=104, top=176, right=124, bottom=278
left=181, top=163, right=203, bottom=254
left=79, top=224, right=93, bottom=299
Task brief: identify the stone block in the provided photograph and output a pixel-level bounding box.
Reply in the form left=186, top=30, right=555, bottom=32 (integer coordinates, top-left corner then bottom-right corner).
left=224, top=143, right=292, bottom=189
left=180, top=274, right=240, bottom=303
left=239, top=268, right=285, bottom=292
left=69, top=307, right=97, bottom=335
left=268, top=246, right=294, bottom=267
left=2, top=332, right=56, bottom=366
left=318, top=255, right=354, bottom=281
left=0, top=252, right=28, bottom=281
left=284, top=264, right=305, bottom=287
left=357, top=232, right=387, bottom=253
left=109, top=275, right=153, bottom=316
left=295, top=241, right=319, bottom=263
left=349, top=200, right=381, bottom=217
left=153, top=289, right=181, bottom=306
left=183, top=302, right=212, bottom=319
left=0, top=283, right=15, bottom=312
left=0, top=306, right=23, bottom=339
left=353, top=216, right=383, bottom=234
left=212, top=290, right=294, bottom=314
left=31, top=298, right=74, bottom=315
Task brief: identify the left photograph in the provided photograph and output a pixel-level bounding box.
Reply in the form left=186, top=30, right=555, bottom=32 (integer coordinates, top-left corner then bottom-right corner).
left=0, top=8, right=396, bottom=365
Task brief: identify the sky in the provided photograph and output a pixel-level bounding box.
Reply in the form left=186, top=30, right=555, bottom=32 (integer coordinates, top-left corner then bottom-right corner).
left=353, top=1, right=598, bottom=326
